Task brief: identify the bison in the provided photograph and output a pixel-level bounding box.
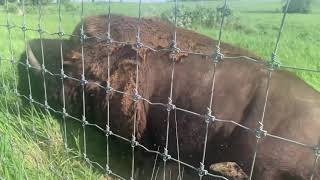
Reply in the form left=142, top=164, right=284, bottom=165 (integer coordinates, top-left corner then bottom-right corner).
left=18, top=15, right=320, bottom=180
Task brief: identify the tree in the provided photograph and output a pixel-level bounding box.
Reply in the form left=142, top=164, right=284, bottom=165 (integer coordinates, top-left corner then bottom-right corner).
left=283, top=0, right=313, bottom=13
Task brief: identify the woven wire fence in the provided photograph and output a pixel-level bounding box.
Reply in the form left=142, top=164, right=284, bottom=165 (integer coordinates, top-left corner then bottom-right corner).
left=0, top=0, right=320, bottom=179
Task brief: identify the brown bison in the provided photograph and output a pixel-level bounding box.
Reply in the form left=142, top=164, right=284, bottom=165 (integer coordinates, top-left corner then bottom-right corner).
left=18, top=15, right=320, bottom=180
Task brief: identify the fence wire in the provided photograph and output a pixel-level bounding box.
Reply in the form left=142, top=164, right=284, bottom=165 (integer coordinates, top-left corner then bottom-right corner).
left=0, top=0, right=320, bottom=179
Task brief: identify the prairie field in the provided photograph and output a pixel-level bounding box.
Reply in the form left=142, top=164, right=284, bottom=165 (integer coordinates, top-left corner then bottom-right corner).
left=0, top=0, right=319, bottom=179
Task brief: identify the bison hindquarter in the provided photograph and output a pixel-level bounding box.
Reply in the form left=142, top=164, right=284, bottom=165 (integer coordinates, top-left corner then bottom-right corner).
left=19, top=15, right=320, bottom=180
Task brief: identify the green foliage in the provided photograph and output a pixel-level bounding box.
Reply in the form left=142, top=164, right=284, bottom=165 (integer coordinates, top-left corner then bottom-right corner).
left=0, top=87, right=106, bottom=179
left=161, top=5, right=219, bottom=29
left=63, top=2, right=77, bottom=12
left=283, top=0, right=313, bottom=13
left=21, top=0, right=54, bottom=6
left=160, top=4, right=237, bottom=30
left=6, top=2, right=20, bottom=13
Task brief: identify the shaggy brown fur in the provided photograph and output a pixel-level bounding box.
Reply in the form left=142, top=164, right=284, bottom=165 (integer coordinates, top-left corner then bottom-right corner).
left=19, top=15, right=320, bottom=180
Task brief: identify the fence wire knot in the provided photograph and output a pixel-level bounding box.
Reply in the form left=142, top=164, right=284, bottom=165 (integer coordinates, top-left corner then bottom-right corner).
left=62, top=108, right=69, bottom=118
left=14, top=89, right=20, bottom=96
left=268, top=52, right=281, bottom=71
left=255, top=123, right=267, bottom=139
left=84, top=154, right=89, bottom=161
left=80, top=75, right=88, bottom=86
left=204, top=107, right=215, bottom=124
left=223, top=5, right=232, bottom=17
left=217, top=2, right=232, bottom=16
left=162, top=148, right=171, bottom=162
left=131, top=135, right=138, bottom=147
left=105, top=82, right=113, bottom=95
left=58, top=31, right=65, bottom=37
left=169, top=40, right=181, bottom=60
left=21, top=24, right=27, bottom=32
left=135, top=34, right=143, bottom=49
left=166, top=97, right=176, bottom=111
left=60, top=69, right=67, bottom=79
left=44, top=100, right=49, bottom=109
left=26, top=61, right=32, bottom=68
left=132, top=89, right=141, bottom=102
left=41, top=64, right=47, bottom=73
left=105, top=125, right=113, bottom=137
left=213, top=45, right=224, bottom=63
left=37, top=25, right=44, bottom=34
left=314, top=145, right=320, bottom=157
left=105, top=164, right=112, bottom=176
left=198, top=162, right=208, bottom=177
left=82, top=115, right=88, bottom=126
left=105, top=34, right=113, bottom=46
left=10, top=59, right=16, bottom=65
left=80, top=30, right=87, bottom=43
left=29, top=95, right=34, bottom=103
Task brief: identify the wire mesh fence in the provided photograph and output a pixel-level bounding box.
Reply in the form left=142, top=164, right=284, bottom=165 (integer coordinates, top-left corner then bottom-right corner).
left=0, top=0, right=319, bottom=179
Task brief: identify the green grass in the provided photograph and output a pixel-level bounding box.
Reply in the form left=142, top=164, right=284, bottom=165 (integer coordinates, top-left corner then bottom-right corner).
left=0, top=0, right=320, bottom=178
left=0, top=86, right=106, bottom=179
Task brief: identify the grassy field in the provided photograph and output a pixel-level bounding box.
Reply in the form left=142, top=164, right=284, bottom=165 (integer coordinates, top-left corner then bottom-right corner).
left=0, top=0, right=320, bottom=179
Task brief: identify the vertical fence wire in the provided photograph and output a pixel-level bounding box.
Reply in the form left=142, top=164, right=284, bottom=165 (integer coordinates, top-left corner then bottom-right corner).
left=104, top=0, right=112, bottom=178
left=20, top=0, right=33, bottom=134
left=57, top=0, right=69, bottom=152
left=198, top=1, right=228, bottom=179
left=5, top=0, right=21, bottom=122
left=80, top=0, right=89, bottom=164
left=310, top=153, right=319, bottom=180
left=163, top=1, right=178, bottom=179
left=130, top=1, right=143, bottom=179
left=37, top=0, right=49, bottom=112
left=21, top=2, right=39, bottom=170
left=248, top=0, right=291, bottom=179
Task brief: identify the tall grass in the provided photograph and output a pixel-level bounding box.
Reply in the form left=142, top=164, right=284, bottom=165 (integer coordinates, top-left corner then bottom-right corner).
left=0, top=85, right=105, bottom=179
left=0, top=0, right=319, bottom=178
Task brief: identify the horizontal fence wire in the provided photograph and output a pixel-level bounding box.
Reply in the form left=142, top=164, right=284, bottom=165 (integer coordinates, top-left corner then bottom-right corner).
left=0, top=0, right=320, bottom=179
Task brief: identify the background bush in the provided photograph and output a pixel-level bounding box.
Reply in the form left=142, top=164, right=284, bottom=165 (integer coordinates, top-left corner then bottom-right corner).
left=283, top=0, right=313, bottom=13
left=6, top=2, right=21, bottom=14
left=160, top=5, right=235, bottom=29
left=161, top=5, right=219, bottom=29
